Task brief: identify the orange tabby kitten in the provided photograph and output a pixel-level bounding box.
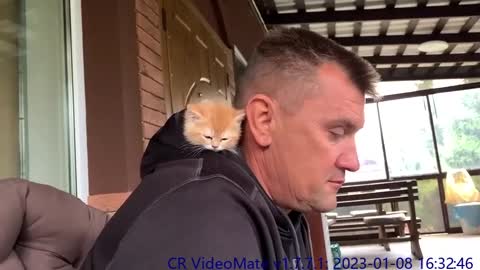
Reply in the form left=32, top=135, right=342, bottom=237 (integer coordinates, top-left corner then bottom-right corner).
left=183, top=100, right=245, bottom=154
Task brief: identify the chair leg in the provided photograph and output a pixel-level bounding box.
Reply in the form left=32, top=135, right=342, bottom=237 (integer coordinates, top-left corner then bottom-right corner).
left=411, top=239, right=423, bottom=259
left=407, top=222, right=423, bottom=259
left=379, top=225, right=390, bottom=251
left=398, top=224, right=406, bottom=237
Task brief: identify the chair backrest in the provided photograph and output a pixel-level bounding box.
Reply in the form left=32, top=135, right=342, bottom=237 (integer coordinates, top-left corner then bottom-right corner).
left=337, top=179, right=419, bottom=207
left=0, top=178, right=110, bottom=270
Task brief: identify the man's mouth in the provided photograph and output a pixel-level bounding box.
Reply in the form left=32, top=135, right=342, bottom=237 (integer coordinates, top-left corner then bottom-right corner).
left=328, top=179, right=345, bottom=190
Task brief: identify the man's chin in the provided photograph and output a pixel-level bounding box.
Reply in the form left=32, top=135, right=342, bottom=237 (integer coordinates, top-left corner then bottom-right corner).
left=311, top=198, right=337, bottom=213
left=293, top=194, right=338, bottom=213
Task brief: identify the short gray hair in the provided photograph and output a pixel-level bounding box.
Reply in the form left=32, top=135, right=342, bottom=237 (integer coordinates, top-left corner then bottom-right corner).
left=234, top=27, right=380, bottom=111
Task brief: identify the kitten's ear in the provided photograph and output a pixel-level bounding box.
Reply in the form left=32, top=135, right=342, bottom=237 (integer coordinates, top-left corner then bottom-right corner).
left=234, top=109, right=246, bottom=123
left=185, top=104, right=203, bottom=121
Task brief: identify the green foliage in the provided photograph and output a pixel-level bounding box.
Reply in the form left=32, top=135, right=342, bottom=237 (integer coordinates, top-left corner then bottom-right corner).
left=445, top=90, right=480, bottom=169
left=415, top=180, right=444, bottom=232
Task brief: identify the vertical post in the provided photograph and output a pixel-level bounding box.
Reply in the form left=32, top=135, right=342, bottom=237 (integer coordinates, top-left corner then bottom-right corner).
left=425, top=96, right=450, bottom=231
left=376, top=102, right=390, bottom=180
left=305, top=212, right=330, bottom=270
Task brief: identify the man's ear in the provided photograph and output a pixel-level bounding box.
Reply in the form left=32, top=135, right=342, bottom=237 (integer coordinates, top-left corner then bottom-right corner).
left=244, top=94, right=275, bottom=147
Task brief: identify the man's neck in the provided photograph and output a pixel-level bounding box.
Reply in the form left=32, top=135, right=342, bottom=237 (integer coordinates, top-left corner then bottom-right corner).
left=240, top=142, right=273, bottom=200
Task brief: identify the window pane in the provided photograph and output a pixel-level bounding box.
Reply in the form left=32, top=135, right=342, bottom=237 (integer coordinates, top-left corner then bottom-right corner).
left=431, top=88, right=480, bottom=171
left=346, top=104, right=386, bottom=182
left=0, top=0, right=75, bottom=193
left=379, top=97, right=438, bottom=177
left=415, top=179, right=445, bottom=233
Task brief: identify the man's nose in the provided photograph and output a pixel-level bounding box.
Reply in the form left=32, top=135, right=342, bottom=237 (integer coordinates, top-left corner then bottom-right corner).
left=336, top=145, right=360, bottom=172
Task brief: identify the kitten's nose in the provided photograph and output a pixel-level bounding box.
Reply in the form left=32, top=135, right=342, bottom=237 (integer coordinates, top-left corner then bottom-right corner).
left=212, top=145, right=218, bottom=149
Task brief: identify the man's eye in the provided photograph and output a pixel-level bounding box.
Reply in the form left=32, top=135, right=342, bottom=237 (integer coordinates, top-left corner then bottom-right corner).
left=330, top=128, right=345, bottom=137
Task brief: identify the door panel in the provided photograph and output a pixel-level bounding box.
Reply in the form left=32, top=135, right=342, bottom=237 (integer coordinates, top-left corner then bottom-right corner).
left=164, top=0, right=233, bottom=113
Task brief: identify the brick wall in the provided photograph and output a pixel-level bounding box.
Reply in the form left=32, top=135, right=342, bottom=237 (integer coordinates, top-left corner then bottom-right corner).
left=135, top=0, right=167, bottom=150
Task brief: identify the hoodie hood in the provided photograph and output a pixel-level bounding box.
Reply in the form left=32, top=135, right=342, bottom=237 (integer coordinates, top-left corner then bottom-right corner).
left=140, top=109, right=192, bottom=178
left=140, top=109, right=242, bottom=178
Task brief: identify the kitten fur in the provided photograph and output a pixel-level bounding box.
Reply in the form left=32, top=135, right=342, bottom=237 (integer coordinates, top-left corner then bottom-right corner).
left=183, top=100, right=245, bottom=154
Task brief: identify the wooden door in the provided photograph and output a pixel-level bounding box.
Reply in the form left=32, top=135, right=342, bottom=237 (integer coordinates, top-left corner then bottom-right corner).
left=163, top=0, right=235, bottom=114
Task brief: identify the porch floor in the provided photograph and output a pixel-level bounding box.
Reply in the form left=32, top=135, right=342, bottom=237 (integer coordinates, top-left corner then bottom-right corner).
left=338, top=233, right=480, bottom=270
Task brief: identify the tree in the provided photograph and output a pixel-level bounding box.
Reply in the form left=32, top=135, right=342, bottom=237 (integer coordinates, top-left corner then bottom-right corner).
left=445, top=87, right=480, bottom=169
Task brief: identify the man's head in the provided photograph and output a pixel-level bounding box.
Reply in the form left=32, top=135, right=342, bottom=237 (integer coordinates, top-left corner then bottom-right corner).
left=236, top=28, right=380, bottom=213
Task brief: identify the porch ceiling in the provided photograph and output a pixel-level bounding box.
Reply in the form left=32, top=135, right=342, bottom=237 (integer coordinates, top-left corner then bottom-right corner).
left=252, top=0, right=480, bottom=81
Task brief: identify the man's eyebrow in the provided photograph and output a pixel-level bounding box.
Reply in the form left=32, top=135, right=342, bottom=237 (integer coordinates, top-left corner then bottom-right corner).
left=326, top=119, right=360, bottom=131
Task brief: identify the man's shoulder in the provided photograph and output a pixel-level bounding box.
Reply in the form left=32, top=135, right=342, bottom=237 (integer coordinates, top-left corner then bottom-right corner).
left=141, top=154, right=260, bottom=201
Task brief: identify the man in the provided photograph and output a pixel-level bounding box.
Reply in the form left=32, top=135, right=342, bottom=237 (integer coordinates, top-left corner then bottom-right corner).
left=81, top=28, right=379, bottom=270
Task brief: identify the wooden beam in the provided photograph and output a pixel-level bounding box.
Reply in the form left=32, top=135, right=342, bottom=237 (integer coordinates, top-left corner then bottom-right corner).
left=305, top=212, right=328, bottom=270
left=353, top=0, right=364, bottom=53
left=379, top=20, right=390, bottom=36
left=294, top=0, right=308, bottom=29
left=356, top=0, right=365, bottom=10
left=468, top=43, right=480, bottom=54
left=253, top=0, right=266, bottom=12
left=449, top=0, right=461, bottom=5
left=433, top=18, right=448, bottom=34
left=263, top=0, right=277, bottom=14
left=326, top=0, right=335, bottom=38
left=331, top=32, right=480, bottom=46
left=385, top=0, right=397, bottom=8
left=262, top=4, right=480, bottom=24
left=294, top=0, right=306, bottom=12
left=353, top=21, right=362, bottom=37
left=377, top=65, right=480, bottom=81
left=418, top=0, right=428, bottom=8
left=427, top=43, right=456, bottom=72
left=461, top=16, right=480, bottom=34
left=390, top=18, right=418, bottom=69
left=374, top=20, right=390, bottom=56
left=365, top=53, right=480, bottom=64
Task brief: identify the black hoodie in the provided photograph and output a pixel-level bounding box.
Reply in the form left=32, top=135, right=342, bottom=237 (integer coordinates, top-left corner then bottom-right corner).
left=81, top=110, right=314, bottom=270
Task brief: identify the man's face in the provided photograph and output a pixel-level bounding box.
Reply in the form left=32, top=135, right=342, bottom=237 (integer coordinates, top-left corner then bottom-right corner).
left=268, top=63, right=365, bottom=212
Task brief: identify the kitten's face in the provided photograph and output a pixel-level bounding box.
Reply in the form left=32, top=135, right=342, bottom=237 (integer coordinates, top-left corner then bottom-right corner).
left=183, top=101, right=245, bottom=152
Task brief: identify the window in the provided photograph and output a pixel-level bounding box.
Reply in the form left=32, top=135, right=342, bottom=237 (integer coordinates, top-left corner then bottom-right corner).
left=431, top=88, right=480, bottom=171
left=0, top=0, right=75, bottom=193
left=379, top=97, right=438, bottom=177
left=346, top=103, right=386, bottom=182
left=330, top=79, right=480, bottom=236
